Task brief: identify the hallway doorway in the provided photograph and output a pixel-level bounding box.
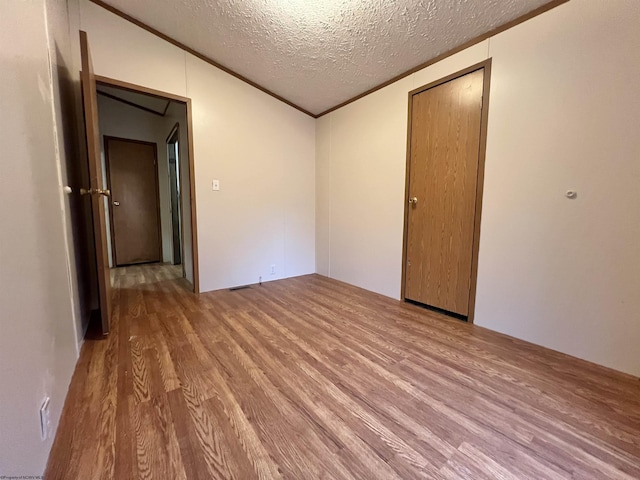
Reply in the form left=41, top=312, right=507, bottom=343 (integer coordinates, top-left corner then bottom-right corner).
left=94, top=76, right=200, bottom=296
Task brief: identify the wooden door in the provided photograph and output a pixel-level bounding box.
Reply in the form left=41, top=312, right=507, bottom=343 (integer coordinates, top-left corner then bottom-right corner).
left=404, top=67, right=486, bottom=317
left=168, top=156, right=182, bottom=265
left=106, top=138, right=162, bottom=266
left=80, top=31, right=112, bottom=334
left=167, top=136, right=182, bottom=266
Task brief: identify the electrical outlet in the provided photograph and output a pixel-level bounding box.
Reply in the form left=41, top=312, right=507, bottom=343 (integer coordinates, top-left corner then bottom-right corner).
left=270, top=264, right=276, bottom=275
left=40, top=397, right=51, bottom=441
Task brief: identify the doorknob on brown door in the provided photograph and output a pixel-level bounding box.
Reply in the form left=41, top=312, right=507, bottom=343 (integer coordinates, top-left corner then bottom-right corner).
left=408, top=197, right=418, bottom=205
left=113, top=201, right=120, bottom=206
left=80, top=187, right=111, bottom=197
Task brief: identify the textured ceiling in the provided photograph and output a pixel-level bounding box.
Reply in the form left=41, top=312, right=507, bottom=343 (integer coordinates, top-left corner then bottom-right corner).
left=97, top=0, right=554, bottom=115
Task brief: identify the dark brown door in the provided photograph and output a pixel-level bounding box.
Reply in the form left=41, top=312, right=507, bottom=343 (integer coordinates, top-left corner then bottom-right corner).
left=404, top=68, right=485, bottom=316
left=167, top=131, right=182, bottom=266
left=106, top=138, right=162, bottom=266
left=80, top=31, right=112, bottom=334
left=168, top=155, right=182, bottom=265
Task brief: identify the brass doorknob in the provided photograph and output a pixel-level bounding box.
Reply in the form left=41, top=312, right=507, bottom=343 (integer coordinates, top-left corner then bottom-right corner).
left=80, top=188, right=111, bottom=197
left=408, top=197, right=418, bottom=204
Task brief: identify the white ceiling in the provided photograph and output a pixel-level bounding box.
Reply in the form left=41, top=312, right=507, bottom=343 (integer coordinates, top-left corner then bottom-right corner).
left=97, top=84, right=170, bottom=115
left=99, top=0, right=554, bottom=115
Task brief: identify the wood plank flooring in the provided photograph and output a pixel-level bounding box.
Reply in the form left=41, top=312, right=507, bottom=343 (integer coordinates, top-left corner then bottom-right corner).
left=45, top=264, right=640, bottom=479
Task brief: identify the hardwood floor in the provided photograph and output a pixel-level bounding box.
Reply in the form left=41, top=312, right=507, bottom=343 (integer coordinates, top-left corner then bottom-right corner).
left=45, top=264, right=640, bottom=479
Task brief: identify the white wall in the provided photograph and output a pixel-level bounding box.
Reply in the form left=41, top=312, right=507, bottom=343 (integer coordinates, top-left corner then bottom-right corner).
left=0, top=0, right=82, bottom=476
left=80, top=0, right=316, bottom=291
left=44, top=0, right=92, bottom=352
left=316, top=40, right=489, bottom=298
left=97, top=94, right=174, bottom=266
left=315, top=115, right=331, bottom=277
left=316, top=0, right=640, bottom=377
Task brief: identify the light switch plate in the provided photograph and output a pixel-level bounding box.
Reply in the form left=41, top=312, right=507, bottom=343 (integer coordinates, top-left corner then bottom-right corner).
left=212, top=179, right=220, bottom=191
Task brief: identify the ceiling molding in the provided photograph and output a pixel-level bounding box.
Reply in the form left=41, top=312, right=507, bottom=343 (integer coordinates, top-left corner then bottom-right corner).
left=88, top=0, right=316, bottom=118
left=97, top=89, right=169, bottom=116
left=90, top=0, right=568, bottom=120
left=316, top=0, right=569, bottom=117
left=95, top=74, right=191, bottom=103
left=161, top=101, right=171, bottom=117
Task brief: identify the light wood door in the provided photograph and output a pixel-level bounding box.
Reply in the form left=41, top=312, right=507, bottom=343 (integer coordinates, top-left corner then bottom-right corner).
left=404, top=68, right=485, bottom=316
left=80, top=31, right=112, bottom=334
left=106, top=138, right=162, bottom=266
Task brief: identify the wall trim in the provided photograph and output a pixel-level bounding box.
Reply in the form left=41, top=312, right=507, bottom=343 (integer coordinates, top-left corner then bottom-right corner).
left=316, top=0, right=569, bottom=117
left=89, top=0, right=568, bottom=119
left=88, top=0, right=316, bottom=118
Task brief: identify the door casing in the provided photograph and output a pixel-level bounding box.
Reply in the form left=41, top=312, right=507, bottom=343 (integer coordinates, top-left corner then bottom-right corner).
left=401, top=59, right=492, bottom=323
left=94, top=75, right=201, bottom=294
